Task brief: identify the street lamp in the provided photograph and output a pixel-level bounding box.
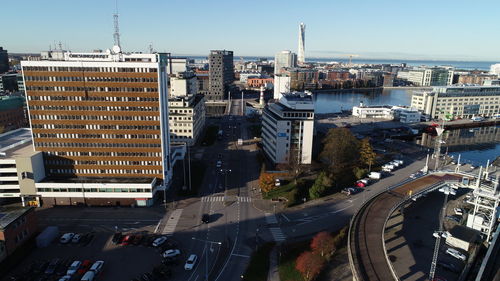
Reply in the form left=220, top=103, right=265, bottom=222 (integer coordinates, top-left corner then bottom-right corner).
left=191, top=237, right=222, bottom=281
left=220, top=169, right=232, bottom=200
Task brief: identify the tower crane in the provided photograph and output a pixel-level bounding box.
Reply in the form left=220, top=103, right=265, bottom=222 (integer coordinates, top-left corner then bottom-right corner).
left=344, top=54, right=359, bottom=65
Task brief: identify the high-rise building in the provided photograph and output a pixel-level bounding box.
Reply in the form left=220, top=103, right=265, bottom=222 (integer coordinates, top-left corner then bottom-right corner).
left=274, top=50, right=297, bottom=75
left=0, top=47, right=8, bottom=73
left=20, top=50, right=172, bottom=207
left=297, top=23, right=306, bottom=65
left=262, top=92, right=314, bottom=164
left=208, top=50, right=234, bottom=101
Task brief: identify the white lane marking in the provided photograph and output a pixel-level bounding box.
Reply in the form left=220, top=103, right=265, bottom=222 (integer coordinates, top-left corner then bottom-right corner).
left=154, top=220, right=161, bottom=233
left=329, top=206, right=352, bottom=214
left=215, top=202, right=241, bottom=281
left=231, top=253, right=250, bottom=258
left=269, top=227, right=286, bottom=242
left=162, top=209, right=183, bottom=236
left=265, top=213, right=278, bottom=224
left=281, top=213, right=291, bottom=222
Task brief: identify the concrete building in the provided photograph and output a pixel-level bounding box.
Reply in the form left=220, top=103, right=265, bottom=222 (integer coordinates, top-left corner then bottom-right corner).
left=411, top=85, right=500, bottom=119
left=297, top=23, right=306, bottom=65
left=352, top=105, right=393, bottom=119
left=0, top=73, right=24, bottom=93
left=207, top=50, right=233, bottom=101
left=170, top=71, right=197, bottom=98
left=489, top=63, right=500, bottom=76
left=0, top=207, right=37, bottom=263
left=457, top=73, right=497, bottom=85
left=274, top=50, right=297, bottom=75
left=285, top=68, right=319, bottom=91
left=247, top=77, right=273, bottom=89
left=0, top=47, right=8, bottom=74
left=238, top=71, right=261, bottom=83
left=0, top=96, right=27, bottom=132
left=21, top=50, right=173, bottom=207
left=273, top=74, right=291, bottom=100
left=262, top=92, right=314, bottom=164
left=397, top=68, right=453, bottom=86
left=168, top=95, right=205, bottom=146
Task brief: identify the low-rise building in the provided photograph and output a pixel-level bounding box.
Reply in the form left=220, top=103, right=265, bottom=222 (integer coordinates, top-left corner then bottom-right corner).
left=411, top=85, right=500, bottom=119
left=457, top=73, right=497, bottom=85
left=247, top=77, right=273, bottom=89
left=445, top=225, right=480, bottom=252
left=0, top=95, right=27, bottom=133
left=168, top=94, right=205, bottom=146
left=262, top=92, right=314, bottom=164
left=352, top=105, right=393, bottom=119
left=397, top=67, right=453, bottom=86
left=0, top=207, right=37, bottom=263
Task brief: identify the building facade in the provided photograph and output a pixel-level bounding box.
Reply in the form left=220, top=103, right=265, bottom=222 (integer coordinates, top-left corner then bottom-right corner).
left=398, top=68, right=453, bottom=86
left=0, top=207, right=37, bottom=263
left=0, top=96, right=27, bottom=132
left=207, top=50, right=233, bottom=101
left=411, top=85, right=500, bottom=119
left=457, top=73, right=498, bottom=85
left=0, top=47, right=8, bottom=74
left=247, top=77, right=273, bottom=89
left=274, top=50, right=297, bottom=75
left=262, top=92, right=314, bottom=164
left=297, top=23, right=306, bottom=65
left=20, top=50, right=173, bottom=206
left=273, top=74, right=291, bottom=100
left=168, top=95, right=205, bottom=146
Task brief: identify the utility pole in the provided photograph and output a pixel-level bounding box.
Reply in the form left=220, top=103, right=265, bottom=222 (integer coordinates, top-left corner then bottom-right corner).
left=188, top=144, right=192, bottom=191
left=241, top=91, right=244, bottom=116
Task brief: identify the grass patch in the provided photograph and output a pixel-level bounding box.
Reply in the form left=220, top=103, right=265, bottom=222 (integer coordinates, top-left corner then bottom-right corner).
left=263, top=179, right=313, bottom=207
left=278, top=240, right=310, bottom=281
left=242, top=242, right=275, bottom=281
left=201, top=125, right=219, bottom=146
left=177, top=161, right=206, bottom=196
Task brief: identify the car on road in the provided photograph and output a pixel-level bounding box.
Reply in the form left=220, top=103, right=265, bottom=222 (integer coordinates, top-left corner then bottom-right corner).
left=454, top=208, right=464, bottom=216
left=202, top=214, right=210, bottom=223
left=437, top=261, right=460, bottom=273
left=71, top=233, right=82, bottom=243
left=216, top=160, right=222, bottom=168
left=78, top=260, right=92, bottom=275
left=60, top=233, right=75, bottom=244
left=184, top=254, right=198, bottom=270
left=66, top=260, right=82, bottom=275
left=152, top=236, right=168, bottom=247
left=446, top=215, right=461, bottom=223
left=89, top=260, right=104, bottom=274
left=121, top=235, right=133, bottom=245
left=162, top=249, right=181, bottom=258
left=44, top=258, right=60, bottom=274
left=80, top=271, right=95, bottom=281
left=445, top=248, right=467, bottom=261
left=111, top=232, right=122, bottom=244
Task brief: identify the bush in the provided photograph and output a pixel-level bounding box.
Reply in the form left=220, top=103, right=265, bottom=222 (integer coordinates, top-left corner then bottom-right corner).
left=309, top=172, right=332, bottom=199
left=353, top=167, right=368, bottom=180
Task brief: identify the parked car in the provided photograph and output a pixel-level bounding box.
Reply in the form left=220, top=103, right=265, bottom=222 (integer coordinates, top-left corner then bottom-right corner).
left=111, top=232, right=123, bottom=244
left=71, top=234, right=82, bottom=244
left=437, top=261, right=460, bottom=273
left=132, top=234, right=143, bottom=245
left=162, top=249, right=181, bottom=258
left=121, top=235, right=133, bottom=245
left=152, top=236, right=168, bottom=247
left=216, top=160, right=222, bottom=168
left=66, top=261, right=82, bottom=275
left=184, top=254, right=198, bottom=270
left=454, top=208, right=464, bottom=216
left=445, top=248, right=467, bottom=261
left=58, top=276, right=71, bottom=281
left=60, top=233, right=75, bottom=244
left=202, top=214, right=210, bottom=224
left=446, top=215, right=461, bottom=223
left=44, top=258, right=60, bottom=274
left=80, top=271, right=95, bottom=281
left=78, top=260, right=92, bottom=275
left=89, top=260, right=104, bottom=274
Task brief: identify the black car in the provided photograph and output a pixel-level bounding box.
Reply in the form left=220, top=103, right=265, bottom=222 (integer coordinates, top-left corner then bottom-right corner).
left=112, top=232, right=123, bottom=244
left=44, top=258, right=60, bottom=274
left=437, top=262, right=460, bottom=273
left=202, top=214, right=210, bottom=224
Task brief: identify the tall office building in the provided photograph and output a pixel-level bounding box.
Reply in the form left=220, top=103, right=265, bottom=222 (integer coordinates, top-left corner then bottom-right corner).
left=20, top=50, right=172, bottom=206
left=297, top=23, right=306, bottom=65
left=274, top=50, right=297, bottom=75
left=208, top=50, right=234, bottom=101
left=0, top=47, right=8, bottom=73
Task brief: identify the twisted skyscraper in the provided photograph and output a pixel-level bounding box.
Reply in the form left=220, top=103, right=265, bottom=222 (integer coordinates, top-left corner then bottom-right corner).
left=297, top=23, right=306, bottom=65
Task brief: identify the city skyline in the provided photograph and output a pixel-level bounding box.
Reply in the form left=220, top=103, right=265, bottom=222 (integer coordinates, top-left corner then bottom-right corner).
left=3, top=0, right=500, bottom=61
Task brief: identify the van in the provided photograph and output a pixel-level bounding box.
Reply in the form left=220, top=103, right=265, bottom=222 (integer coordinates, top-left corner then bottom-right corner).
left=81, top=271, right=95, bottom=281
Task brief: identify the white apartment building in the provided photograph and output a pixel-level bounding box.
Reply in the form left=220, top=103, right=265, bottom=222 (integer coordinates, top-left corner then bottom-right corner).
left=352, top=104, right=421, bottom=123
left=274, top=74, right=291, bottom=100
left=397, top=68, right=453, bottom=86
left=170, top=71, right=197, bottom=97
left=411, top=85, right=500, bottom=119
left=262, top=92, right=314, bottom=164
left=274, top=50, right=297, bottom=75
left=168, top=95, right=205, bottom=146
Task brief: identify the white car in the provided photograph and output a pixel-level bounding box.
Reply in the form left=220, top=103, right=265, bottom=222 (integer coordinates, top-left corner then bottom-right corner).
left=184, top=254, right=198, bottom=270
left=216, top=160, right=222, bottom=168
left=454, top=208, right=464, bottom=216
left=433, top=231, right=440, bottom=238
left=152, top=236, right=168, bottom=247
left=446, top=248, right=467, bottom=261
left=66, top=260, right=82, bottom=275
left=441, top=231, right=451, bottom=239
left=71, top=233, right=82, bottom=243
left=89, top=260, right=104, bottom=274
left=162, top=249, right=181, bottom=258
left=60, top=233, right=75, bottom=244
left=58, top=276, right=72, bottom=281
left=275, top=179, right=281, bottom=187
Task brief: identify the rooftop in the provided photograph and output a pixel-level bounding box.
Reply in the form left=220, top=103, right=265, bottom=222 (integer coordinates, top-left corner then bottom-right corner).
left=0, top=128, right=34, bottom=158
left=0, top=207, right=33, bottom=230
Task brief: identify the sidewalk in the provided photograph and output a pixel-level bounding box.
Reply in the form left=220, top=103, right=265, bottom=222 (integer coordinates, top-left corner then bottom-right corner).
left=267, top=245, right=280, bottom=281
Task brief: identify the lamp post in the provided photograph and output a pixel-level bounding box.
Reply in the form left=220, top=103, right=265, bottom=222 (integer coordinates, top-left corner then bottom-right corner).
left=429, top=185, right=453, bottom=280
left=191, top=237, right=222, bottom=281
left=220, top=169, right=232, bottom=200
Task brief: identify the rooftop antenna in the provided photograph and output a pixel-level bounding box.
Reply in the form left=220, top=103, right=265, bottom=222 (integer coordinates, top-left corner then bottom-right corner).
left=58, top=41, right=63, bottom=50
left=112, top=0, right=122, bottom=53
left=149, top=43, right=154, bottom=54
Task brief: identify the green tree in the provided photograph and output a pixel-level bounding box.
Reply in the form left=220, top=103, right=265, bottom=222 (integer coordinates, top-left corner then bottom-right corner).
left=320, top=128, right=360, bottom=183
left=359, top=138, right=376, bottom=171
left=309, top=172, right=331, bottom=199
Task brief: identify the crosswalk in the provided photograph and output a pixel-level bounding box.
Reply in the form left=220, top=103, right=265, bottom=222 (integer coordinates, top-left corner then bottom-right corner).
left=201, top=196, right=252, bottom=202
left=162, top=209, right=183, bottom=236
left=265, top=213, right=278, bottom=224
left=269, top=227, right=286, bottom=242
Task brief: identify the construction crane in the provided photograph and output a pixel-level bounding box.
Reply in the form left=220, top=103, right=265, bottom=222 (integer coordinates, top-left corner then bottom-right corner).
left=344, top=54, right=359, bottom=65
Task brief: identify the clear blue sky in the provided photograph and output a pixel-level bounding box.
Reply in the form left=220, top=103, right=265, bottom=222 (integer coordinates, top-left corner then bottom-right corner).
left=3, top=0, right=500, bottom=61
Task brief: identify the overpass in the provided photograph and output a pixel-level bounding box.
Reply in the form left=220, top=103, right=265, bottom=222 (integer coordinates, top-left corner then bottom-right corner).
left=348, top=173, right=464, bottom=281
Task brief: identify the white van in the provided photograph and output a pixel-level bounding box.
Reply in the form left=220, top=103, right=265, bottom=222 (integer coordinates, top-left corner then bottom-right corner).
left=81, top=271, right=95, bottom=281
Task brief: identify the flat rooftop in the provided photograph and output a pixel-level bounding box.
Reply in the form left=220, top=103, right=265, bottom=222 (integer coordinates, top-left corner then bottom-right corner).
left=0, top=207, right=33, bottom=230
left=0, top=128, right=34, bottom=158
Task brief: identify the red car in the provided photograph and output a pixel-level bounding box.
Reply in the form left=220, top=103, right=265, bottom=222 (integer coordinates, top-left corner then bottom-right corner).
left=77, top=260, right=92, bottom=275
left=121, top=235, right=133, bottom=245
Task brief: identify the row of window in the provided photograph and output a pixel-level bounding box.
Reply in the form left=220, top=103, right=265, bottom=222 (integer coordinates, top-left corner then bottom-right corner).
left=37, top=187, right=153, bottom=193
left=36, top=142, right=161, bottom=148
left=24, top=76, right=157, bottom=83
left=32, top=114, right=159, bottom=122
left=35, top=133, right=160, bottom=139
left=29, top=95, right=159, bottom=102
left=26, top=86, right=158, bottom=93
left=30, top=105, right=159, bottom=112
left=24, top=66, right=158, bottom=73
left=49, top=168, right=161, bottom=175
left=46, top=159, right=161, bottom=166
left=47, top=151, right=161, bottom=157
left=32, top=124, right=161, bottom=130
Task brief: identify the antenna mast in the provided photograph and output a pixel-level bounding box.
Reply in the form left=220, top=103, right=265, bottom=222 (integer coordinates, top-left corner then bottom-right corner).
left=113, top=2, right=121, bottom=49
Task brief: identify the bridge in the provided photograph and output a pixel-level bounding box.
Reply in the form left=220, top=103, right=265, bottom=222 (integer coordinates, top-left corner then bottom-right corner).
left=348, top=173, right=464, bottom=281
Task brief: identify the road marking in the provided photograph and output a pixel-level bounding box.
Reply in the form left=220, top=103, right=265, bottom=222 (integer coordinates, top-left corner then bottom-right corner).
left=238, top=196, right=252, bottom=202
left=231, top=253, right=250, bottom=258
left=281, top=213, right=291, bottom=222
left=154, top=220, right=161, bottom=233
left=162, top=209, right=183, bottom=236
left=329, top=206, right=352, bottom=214
left=201, top=196, right=225, bottom=202
left=265, top=213, right=278, bottom=224
left=269, top=227, right=286, bottom=242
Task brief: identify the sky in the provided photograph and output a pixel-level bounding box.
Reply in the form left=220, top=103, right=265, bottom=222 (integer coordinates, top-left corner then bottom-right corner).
left=2, top=0, right=500, bottom=61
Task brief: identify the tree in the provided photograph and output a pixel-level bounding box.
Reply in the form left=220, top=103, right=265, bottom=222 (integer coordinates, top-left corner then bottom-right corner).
left=310, top=231, right=336, bottom=260
left=309, top=172, right=331, bottom=199
left=284, top=145, right=304, bottom=185
left=295, top=251, right=325, bottom=281
left=258, top=172, right=275, bottom=193
left=359, top=138, right=376, bottom=171
left=320, top=128, right=360, bottom=182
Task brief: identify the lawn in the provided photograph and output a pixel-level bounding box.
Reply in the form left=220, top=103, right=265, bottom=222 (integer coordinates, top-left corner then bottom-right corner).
left=242, top=242, right=275, bottom=281
left=278, top=240, right=310, bottom=281
left=263, top=179, right=313, bottom=207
